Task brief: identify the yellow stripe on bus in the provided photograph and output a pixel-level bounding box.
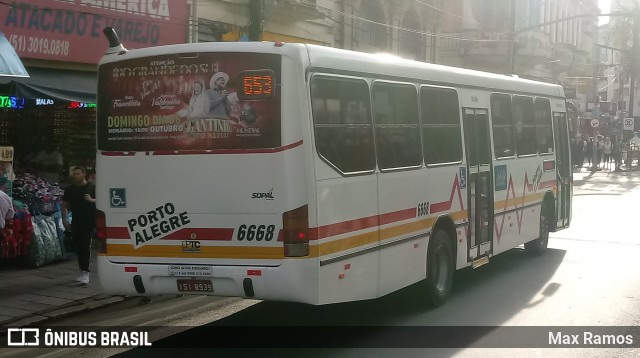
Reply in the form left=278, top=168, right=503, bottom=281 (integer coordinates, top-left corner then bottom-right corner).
left=314, top=217, right=438, bottom=257
left=315, top=230, right=378, bottom=256
left=106, top=244, right=284, bottom=259
left=495, top=193, right=544, bottom=209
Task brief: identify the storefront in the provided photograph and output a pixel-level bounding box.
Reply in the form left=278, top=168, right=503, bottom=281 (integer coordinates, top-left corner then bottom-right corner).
left=0, top=67, right=97, bottom=177
left=0, top=0, right=190, bottom=265
left=0, top=0, right=189, bottom=181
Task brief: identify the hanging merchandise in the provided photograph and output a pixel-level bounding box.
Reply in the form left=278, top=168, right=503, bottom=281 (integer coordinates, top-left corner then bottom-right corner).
left=11, top=174, right=63, bottom=215
left=0, top=146, right=14, bottom=195
left=1, top=173, right=66, bottom=266
left=1, top=202, right=33, bottom=260
left=34, top=214, right=63, bottom=262
left=26, top=215, right=46, bottom=267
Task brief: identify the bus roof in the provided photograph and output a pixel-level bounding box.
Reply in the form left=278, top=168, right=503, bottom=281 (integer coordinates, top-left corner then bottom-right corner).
left=99, top=41, right=564, bottom=98
left=302, top=43, right=564, bottom=98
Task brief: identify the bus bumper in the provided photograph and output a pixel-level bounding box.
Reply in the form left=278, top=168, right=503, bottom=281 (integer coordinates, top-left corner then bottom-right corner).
left=96, top=255, right=319, bottom=304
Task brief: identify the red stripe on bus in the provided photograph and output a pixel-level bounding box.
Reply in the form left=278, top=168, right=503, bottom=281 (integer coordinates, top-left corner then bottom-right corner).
left=101, top=151, right=136, bottom=156
left=108, top=207, right=418, bottom=243
left=430, top=175, right=464, bottom=214
left=538, top=180, right=556, bottom=189
left=106, top=227, right=131, bottom=238
left=150, top=140, right=303, bottom=155
left=316, top=215, right=378, bottom=240
left=379, top=208, right=416, bottom=225
left=315, top=208, right=416, bottom=240
left=106, top=227, right=234, bottom=241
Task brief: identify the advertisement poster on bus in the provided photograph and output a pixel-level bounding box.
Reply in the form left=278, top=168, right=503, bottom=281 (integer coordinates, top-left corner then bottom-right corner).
left=97, top=52, right=281, bottom=151
left=0, top=0, right=188, bottom=64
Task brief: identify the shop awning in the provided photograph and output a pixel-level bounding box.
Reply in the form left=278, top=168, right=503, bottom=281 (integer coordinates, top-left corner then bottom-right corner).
left=0, top=67, right=96, bottom=103
left=0, top=31, right=28, bottom=78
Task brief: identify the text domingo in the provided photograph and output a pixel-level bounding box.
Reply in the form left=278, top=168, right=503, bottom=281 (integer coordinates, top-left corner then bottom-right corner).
left=128, top=203, right=190, bottom=247
left=108, top=115, right=181, bottom=128
left=107, top=115, right=183, bottom=134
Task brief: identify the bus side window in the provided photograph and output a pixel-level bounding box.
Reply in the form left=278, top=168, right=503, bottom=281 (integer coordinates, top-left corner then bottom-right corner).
left=535, top=98, right=554, bottom=154
left=513, top=95, right=537, bottom=156
left=373, top=82, right=421, bottom=170
left=490, top=93, right=515, bottom=158
left=311, top=76, right=375, bottom=174
left=421, top=86, right=463, bottom=164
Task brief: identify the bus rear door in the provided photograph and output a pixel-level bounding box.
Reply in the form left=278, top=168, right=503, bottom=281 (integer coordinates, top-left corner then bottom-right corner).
left=553, top=112, right=572, bottom=229
left=463, top=108, right=494, bottom=266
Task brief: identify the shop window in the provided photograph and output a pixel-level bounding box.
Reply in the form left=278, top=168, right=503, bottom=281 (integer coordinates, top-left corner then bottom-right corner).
left=491, top=93, right=515, bottom=158
left=311, top=76, right=375, bottom=174
left=372, top=82, right=422, bottom=170
left=535, top=98, right=554, bottom=154
left=421, top=86, right=463, bottom=164
left=513, top=95, right=537, bottom=156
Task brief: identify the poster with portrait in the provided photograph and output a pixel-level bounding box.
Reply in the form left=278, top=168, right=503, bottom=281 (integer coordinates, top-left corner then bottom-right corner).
left=97, top=52, right=281, bottom=151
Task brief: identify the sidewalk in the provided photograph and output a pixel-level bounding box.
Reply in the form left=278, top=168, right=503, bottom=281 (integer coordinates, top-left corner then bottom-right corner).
left=573, top=161, right=640, bottom=179
left=0, top=250, right=125, bottom=328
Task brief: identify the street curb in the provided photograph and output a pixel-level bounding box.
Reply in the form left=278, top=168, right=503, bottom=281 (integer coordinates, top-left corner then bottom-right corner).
left=0, top=295, right=129, bottom=329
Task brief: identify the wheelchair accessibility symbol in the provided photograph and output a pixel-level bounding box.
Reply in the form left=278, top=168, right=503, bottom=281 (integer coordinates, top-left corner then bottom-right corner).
left=110, top=188, right=127, bottom=208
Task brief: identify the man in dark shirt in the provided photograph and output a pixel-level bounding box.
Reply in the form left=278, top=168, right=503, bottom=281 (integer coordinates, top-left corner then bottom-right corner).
left=61, top=166, right=96, bottom=285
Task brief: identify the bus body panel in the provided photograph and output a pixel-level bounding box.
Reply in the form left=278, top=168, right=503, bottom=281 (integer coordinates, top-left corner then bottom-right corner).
left=98, top=147, right=309, bottom=265
left=376, top=166, right=463, bottom=297
left=97, top=41, right=571, bottom=305
left=97, top=43, right=322, bottom=301
left=490, top=156, right=551, bottom=256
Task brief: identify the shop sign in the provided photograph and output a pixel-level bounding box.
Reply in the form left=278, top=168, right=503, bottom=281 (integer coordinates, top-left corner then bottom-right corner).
left=35, top=98, right=55, bottom=106
left=0, top=147, right=14, bottom=161
left=0, top=96, right=25, bottom=108
left=68, top=101, right=96, bottom=108
left=0, top=0, right=188, bottom=64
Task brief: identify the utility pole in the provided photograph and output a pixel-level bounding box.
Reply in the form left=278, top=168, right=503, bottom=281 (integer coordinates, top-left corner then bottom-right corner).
left=628, top=11, right=640, bottom=117
left=507, top=0, right=517, bottom=73
left=248, top=0, right=264, bottom=41
left=592, top=18, right=599, bottom=170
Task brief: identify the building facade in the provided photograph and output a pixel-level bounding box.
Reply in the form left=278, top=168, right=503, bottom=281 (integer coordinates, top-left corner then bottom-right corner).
left=2, top=0, right=610, bottom=165
left=325, top=0, right=597, bottom=113
left=598, top=0, right=640, bottom=133
left=0, top=0, right=192, bottom=171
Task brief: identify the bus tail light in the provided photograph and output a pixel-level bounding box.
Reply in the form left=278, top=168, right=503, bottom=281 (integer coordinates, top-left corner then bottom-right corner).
left=282, top=205, right=309, bottom=257
left=95, top=210, right=107, bottom=253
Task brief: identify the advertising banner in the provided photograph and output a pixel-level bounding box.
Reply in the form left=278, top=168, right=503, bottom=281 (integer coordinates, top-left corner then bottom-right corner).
left=97, top=52, right=282, bottom=152
left=0, top=0, right=188, bottom=64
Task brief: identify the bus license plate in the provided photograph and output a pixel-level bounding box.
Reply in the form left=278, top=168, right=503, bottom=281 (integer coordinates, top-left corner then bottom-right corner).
left=176, top=279, right=213, bottom=293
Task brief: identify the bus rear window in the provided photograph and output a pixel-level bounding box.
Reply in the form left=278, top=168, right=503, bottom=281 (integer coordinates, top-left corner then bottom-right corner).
left=97, top=53, right=281, bottom=151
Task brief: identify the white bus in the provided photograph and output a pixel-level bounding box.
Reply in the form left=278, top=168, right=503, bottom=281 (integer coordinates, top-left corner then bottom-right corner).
left=96, top=28, right=572, bottom=306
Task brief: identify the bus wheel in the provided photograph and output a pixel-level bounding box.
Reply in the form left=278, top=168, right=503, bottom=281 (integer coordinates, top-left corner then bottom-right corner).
left=425, top=230, right=454, bottom=307
left=525, top=206, right=549, bottom=256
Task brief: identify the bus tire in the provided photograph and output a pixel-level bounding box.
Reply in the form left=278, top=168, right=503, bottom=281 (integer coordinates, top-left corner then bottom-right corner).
left=524, top=205, right=550, bottom=256
left=425, top=229, right=454, bottom=307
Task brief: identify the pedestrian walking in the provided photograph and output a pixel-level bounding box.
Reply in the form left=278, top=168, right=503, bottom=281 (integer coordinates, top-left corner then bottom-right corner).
left=603, top=137, right=612, bottom=170
left=596, top=136, right=604, bottom=168
left=61, top=166, right=96, bottom=285
left=575, top=137, right=585, bottom=170
left=586, top=137, right=593, bottom=167
left=613, top=137, right=623, bottom=171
